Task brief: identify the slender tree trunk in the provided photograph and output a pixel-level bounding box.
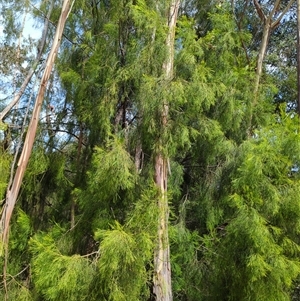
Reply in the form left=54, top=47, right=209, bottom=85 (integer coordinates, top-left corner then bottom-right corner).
left=297, top=0, right=300, bottom=115
left=153, top=1, right=180, bottom=300
left=254, top=22, right=271, bottom=97
left=253, top=0, right=294, bottom=97
left=1, top=2, right=73, bottom=295
left=250, top=0, right=295, bottom=129
left=0, top=0, right=74, bottom=244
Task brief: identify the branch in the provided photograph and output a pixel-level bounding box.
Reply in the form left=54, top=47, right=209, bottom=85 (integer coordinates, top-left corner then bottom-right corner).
left=271, top=0, right=295, bottom=29
left=0, top=265, right=29, bottom=284
left=269, top=0, right=282, bottom=19
left=0, top=2, right=53, bottom=122
left=53, top=128, right=87, bottom=146
left=30, top=3, right=77, bottom=46
left=253, top=0, right=266, bottom=23
left=81, top=251, right=99, bottom=258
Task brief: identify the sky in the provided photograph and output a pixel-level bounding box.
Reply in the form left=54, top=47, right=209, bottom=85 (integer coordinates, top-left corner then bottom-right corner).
left=0, top=6, right=42, bottom=98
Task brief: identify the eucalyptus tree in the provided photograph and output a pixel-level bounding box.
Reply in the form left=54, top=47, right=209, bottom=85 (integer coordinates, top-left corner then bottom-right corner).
left=232, top=0, right=297, bottom=113
left=252, top=0, right=295, bottom=92
left=0, top=0, right=74, bottom=299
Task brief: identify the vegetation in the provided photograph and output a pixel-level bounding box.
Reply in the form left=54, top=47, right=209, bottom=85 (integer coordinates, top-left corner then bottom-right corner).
left=0, top=0, right=299, bottom=300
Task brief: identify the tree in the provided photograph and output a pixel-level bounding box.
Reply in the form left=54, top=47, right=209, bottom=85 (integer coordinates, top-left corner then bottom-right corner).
left=0, top=1, right=299, bottom=300
left=0, top=0, right=74, bottom=298
left=152, top=1, right=180, bottom=300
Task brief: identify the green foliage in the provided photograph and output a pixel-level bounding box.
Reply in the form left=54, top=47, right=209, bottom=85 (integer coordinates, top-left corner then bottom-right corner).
left=94, top=186, right=158, bottom=301
left=199, top=115, right=300, bottom=301
left=1, top=0, right=299, bottom=300
left=170, top=223, right=202, bottom=301
left=83, top=136, right=136, bottom=204
left=10, top=209, right=31, bottom=253
left=23, top=146, right=49, bottom=194
left=30, top=231, right=96, bottom=301
left=96, top=223, right=147, bottom=301
left=0, top=149, right=11, bottom=199
left=0, top=210, right=32, bottom=300
left=0, top=285, right=33, bottom=301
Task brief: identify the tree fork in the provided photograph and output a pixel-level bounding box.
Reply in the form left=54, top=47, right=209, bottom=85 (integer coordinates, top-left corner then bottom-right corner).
left=249, top=0, right=295, bottom=130
left=253, top=0, right=294, bottom=98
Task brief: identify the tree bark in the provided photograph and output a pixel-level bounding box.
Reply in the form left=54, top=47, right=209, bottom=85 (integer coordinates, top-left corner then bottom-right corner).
left=153, top=1, right=180, bottom=300
left=253, top=0, right=294, bottom=98
left=250, top=0, right=295, bottom=129
left=0, top=0, right=74, bottom=244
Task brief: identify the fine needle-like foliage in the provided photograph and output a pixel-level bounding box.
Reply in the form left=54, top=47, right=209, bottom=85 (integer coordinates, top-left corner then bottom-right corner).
left=199, top=113, right=300, bottom=301
left=30, top=230, right=97, bottom=301
left=0, top=209, right=31, bottom=301
left=0, top=0, right=299, bottom=300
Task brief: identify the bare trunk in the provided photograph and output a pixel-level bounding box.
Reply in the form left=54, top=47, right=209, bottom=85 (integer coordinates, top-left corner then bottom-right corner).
left=250, top=0, right=295, bottom=129
left=153, top=1, right=180, bottom=300
left=154, top=153, right=171, bottom=301
left=0, top=0, right=74, bottom=244
left=254, top=23, right=271, bottom=97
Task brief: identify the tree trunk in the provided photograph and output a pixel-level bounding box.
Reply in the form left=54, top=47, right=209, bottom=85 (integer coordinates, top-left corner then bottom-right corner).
left=153, top=1, right=180, bottom=300
left=250, top=0, right=295, bottom=128
left=253, top=0, right=294, bottom=97
left=254, top=22, right=271, bottom=97
left=0, top=0, right=74, bottom=244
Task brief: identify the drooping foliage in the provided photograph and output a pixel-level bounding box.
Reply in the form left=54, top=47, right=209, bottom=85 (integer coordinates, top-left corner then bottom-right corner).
left=0, top=0, right=299, bottom=300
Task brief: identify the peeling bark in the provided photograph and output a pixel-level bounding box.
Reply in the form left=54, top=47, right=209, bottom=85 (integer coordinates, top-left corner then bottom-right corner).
left=153, top=1, right=180, bottom=300
left=1, top=2, right=74, bottom=295
left=0, top=0, right=74, bottom=247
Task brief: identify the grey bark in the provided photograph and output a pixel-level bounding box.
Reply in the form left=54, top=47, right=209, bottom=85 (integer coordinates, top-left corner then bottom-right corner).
left=249, top=0, right=295, bottom=131
left=253, top=0, right=295, bottom=98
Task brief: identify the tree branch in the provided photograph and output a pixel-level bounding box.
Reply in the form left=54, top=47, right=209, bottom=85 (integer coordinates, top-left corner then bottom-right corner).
left=0, top=2, right=53, bottom=122
left=0, top=1, right=75, bottom=297
left=271, top=0, right=295, bottom=29
left=253, top=0, right=266, bottom=23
